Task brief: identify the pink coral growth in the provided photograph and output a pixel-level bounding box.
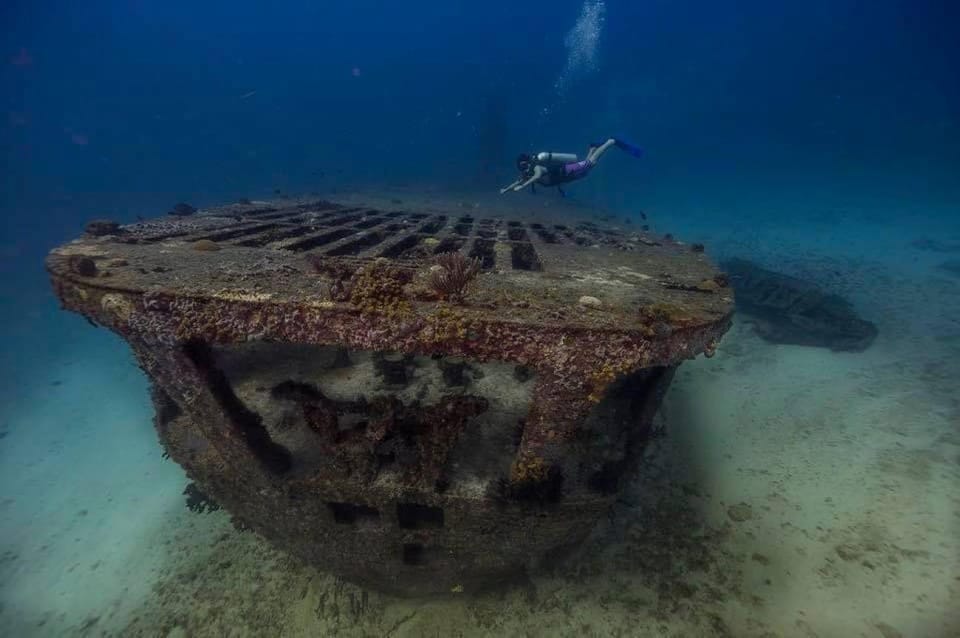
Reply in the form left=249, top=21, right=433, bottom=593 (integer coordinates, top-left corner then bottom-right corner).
left=429, top=252, right=481, bottom=302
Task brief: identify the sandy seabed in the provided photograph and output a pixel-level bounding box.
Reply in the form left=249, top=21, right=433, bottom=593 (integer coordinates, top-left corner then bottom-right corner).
left=1, top=196, right=958, bottom=637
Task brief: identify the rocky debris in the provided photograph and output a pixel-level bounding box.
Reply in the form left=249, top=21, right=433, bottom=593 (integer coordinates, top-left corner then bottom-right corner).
left=751, top=552, right=770, bottom=565
left=723, top=258, right=878, bottom=352
left=578, top=295, right=602, bottom=308
left=834, top=543, right=861, bottom=561
left=726, top=502, right=753, bottom=522
left=169, top=202, right=197, bottom=217
left=84, top=219, right=123, bottom=236
left=635, top=236, right=661, bottom=247
left=191, top=239, right=220, bottom=252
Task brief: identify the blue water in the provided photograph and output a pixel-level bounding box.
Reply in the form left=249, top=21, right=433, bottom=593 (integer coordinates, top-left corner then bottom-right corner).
left=2, top=1, right=959, bottom=635
left=3, top=1, right=957, bottom=243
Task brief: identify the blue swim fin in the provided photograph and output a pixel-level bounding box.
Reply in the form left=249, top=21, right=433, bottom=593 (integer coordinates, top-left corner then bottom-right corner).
left=614, top=138, right=643, bottom=158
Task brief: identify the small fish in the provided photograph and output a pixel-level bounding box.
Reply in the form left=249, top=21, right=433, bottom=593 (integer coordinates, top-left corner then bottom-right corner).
left=239, top=90, right=257, bottom=100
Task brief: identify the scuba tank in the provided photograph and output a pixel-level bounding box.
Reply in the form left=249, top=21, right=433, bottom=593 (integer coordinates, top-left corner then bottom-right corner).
left=534, top=152, right=578, bottom=165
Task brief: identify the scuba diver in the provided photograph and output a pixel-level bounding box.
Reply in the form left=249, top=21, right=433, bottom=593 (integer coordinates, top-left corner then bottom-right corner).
left=500, top=137, right=643, bottom=195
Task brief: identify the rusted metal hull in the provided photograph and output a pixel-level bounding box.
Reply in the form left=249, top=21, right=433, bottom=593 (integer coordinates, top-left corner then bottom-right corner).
left=48, top=196, right=732, bottom=594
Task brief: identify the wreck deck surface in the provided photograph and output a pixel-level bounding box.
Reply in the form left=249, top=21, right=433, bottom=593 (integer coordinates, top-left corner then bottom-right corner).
left=46, top=194, right=734, bottom=595
left=48, top=196, right=730, bottom=339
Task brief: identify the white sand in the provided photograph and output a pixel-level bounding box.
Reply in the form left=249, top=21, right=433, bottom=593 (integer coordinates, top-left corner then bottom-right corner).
left=1, top=201, right=958, bottom=637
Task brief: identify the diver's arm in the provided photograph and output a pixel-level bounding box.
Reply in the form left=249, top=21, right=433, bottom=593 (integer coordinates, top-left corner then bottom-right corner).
left=500, top=179, right=523, bottom=195
left=512, top=165, right=547, bottom=192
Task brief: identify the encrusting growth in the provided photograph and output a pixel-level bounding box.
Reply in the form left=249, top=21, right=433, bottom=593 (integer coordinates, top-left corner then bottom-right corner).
left=46, top=196, right=733, bottom=596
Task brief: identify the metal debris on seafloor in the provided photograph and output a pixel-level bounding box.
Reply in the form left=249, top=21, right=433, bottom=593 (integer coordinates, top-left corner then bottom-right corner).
left=47, top=196, right=733, bottom=595
left=723, top=258, right=878, bottom=352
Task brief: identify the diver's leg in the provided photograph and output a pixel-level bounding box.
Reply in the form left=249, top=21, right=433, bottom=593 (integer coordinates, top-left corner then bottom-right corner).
left=586, top=138, right=617, bottom=163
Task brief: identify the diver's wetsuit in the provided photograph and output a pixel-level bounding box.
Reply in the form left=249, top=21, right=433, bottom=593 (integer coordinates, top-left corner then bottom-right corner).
left=541, top=159, right=593, bottom=186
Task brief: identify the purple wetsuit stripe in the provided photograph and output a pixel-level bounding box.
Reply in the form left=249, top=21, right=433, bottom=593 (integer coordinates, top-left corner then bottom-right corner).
left=564, top=160, right=592, bottom=179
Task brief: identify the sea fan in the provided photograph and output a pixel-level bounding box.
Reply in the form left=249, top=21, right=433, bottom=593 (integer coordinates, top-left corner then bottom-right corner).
left=429, top=252, right=482, bottom=301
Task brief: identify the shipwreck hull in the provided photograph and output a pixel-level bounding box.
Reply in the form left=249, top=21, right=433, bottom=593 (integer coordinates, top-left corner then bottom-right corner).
left=48, top=196, right=732, bottom=595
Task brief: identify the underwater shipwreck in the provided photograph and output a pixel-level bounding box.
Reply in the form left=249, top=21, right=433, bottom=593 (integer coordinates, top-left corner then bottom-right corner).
left=47, top=196, right=733, bottom=595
